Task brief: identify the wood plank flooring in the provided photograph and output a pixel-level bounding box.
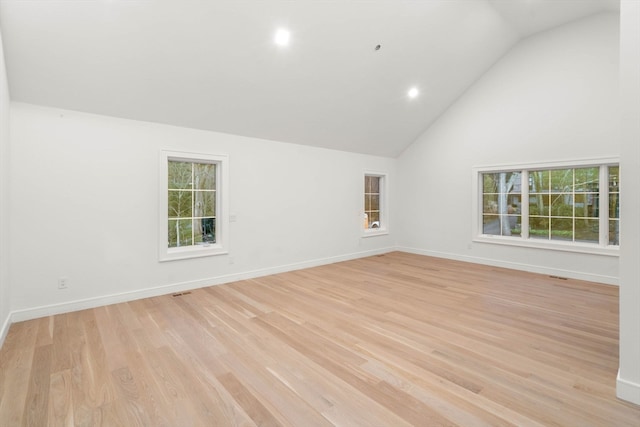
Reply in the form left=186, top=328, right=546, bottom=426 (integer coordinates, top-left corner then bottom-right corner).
left=0, top=252, right=638, bottom=426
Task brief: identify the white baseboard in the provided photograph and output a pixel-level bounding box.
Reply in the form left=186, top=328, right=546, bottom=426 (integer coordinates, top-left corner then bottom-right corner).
left=10, top=247, right=396, bottom=323
left=0, top=312, right=10, bottom=349
left=397, top=246, right=618, bottom=285
left=4, top=244, right=619, bottom=340
left=617, top=370, right=640, bottom=405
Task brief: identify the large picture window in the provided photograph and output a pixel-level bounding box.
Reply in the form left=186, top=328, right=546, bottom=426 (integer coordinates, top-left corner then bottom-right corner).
left=475, top=159, right=619, bottom=255
left=159, top=151, right=228, bottom=261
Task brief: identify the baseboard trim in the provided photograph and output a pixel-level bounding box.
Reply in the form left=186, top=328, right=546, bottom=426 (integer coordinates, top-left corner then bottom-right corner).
left=397, top=246, right=618, bottom=285
left=0, top=312, right=10, bottom=349
left=10, top=247, right=396, bottom=323
left=617, top=370, right=640, bottom=405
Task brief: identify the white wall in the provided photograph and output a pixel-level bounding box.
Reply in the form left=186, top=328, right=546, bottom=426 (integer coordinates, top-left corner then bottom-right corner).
left=9, top=103, right=395, bottom=319
left=395, top=13, right=620, bottom=284
left=0, top=26, right=11, bottom=344
left=617, top=0, right=640, bottom=405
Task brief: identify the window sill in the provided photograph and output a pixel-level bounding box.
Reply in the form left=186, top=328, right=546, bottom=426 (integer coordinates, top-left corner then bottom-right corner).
left=473, top=234, right=619, bottom=257
left=362, top=228, right=389, bottom=238
left=159, top=244, right=228, bottom=262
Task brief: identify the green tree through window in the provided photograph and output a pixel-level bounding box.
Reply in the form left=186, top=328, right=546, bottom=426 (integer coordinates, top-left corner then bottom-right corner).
left=168, top=161, right=217, bottom=248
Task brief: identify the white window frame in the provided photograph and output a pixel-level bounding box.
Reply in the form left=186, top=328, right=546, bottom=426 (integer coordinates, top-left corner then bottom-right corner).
left=472, top=157, right=619, bottom=256
left=363, top=171, right=389, bottom=237
left=159, top=150, right=229, bottom=262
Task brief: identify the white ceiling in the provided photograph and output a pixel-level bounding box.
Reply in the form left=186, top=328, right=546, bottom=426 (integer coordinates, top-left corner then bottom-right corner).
left=0, top=0, right=619, bottom=157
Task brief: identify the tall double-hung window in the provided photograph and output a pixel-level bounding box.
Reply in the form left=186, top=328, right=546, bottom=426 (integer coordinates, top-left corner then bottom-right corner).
left=474, top=159, right=619, bottom=255
left=363, top=172, right=388, bottom=236
left=159, top=151, right=229, bottom=261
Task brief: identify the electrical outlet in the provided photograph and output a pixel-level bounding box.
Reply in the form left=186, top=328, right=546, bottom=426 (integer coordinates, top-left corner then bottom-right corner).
left=58, top=277, right=68, bottom=289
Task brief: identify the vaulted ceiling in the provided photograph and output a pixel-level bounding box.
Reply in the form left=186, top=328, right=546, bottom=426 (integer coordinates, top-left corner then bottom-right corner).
left=0, top=0, right=619, bottom=157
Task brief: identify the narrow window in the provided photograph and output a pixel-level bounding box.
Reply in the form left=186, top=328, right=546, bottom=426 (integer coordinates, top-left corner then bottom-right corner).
left=608, top=166, right=619, bottom=245
left=364, top=175, right=381, bottom=229
left=363, top=173, right=388, bottom=235
left=160, top=151, right=228, bottom=261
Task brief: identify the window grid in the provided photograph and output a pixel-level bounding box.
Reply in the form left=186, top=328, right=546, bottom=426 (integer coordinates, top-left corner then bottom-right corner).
left=168, top=161, right=217, bottom=248
left=608, top=165, right=620, bottom=245
left=364, top=175, right=381, bottom=229
left=479, top=163, right=618, bottom=249
left=481, top=172, right=521, bottom=237
left=527, top=167, right=600, bottom=244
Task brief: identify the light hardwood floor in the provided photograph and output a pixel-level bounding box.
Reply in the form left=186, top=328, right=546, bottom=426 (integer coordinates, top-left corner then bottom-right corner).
left=0, top=252, right=638, bottom=426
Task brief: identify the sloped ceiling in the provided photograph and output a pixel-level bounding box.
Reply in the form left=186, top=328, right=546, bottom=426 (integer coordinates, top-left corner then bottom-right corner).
left=0, top=0, right=619, bottom=157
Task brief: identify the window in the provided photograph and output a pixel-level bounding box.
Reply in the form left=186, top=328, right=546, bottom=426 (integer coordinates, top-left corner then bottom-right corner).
left=474, top=159, right=619, bottom=255
left=159, top=151, right=228, bottom=261
left=363, top=173, right=388, bottom=236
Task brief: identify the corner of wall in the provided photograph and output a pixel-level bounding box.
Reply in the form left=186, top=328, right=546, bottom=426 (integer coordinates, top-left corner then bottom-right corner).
left=0, top=14, right=12, bottom=350
left=0, top=313, right=9, bottom=348
left=617, top=370, right=640, bottom=405
left=617, top=0, right=640, bottom=406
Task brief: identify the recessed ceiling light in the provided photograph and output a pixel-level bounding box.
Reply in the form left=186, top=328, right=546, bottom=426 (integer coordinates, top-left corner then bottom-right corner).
left=274, top=28, right=290, bottom=46
left=408, top=87, right=419, bottom=99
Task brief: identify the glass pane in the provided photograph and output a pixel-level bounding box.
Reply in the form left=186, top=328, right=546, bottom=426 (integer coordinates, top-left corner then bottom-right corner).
left=550, top=169, right=572, bottom=192
left=483, top=194, right=498, bottom=214
left=529, top=170, right=549, bottom=192
left=483, top=173, right=500, bottom=193
left=194, top=218, right=216, bottom=244
left=194, top=191, right=215, bottom=217
left=609, top=166, right=619, bottom=192
left=507, top=215, right=521, bottom=236
left=574, top=193, right=586, bottom=217
left=482, top=214, right=520, bottom=236
left=483, top=215, right=500, bottom=235
left=550, top=217, right=573, bottom=241
left=168, top=161, right=192, bottom=189
left=529, top=216, right=549, bottom=239
left=609, top=193, right=619, bottom=219
left=550, top=193, right=573, bottom=217
left=609, top=219, right=619, bottom=245
left=194, top=163, right=216, bottom=190
left=370, top=195, right=380, bottom=211
left=484, top=172, right=520, bottom=193
left=368, top=212, right=380, bottom=228
left=573, top=193, right=597, bottom=218
left=168, top=190, right=192, bottom=218
left=365, top=176, right=380, bottom=194
left=575, top=167, right=598, bottom=192
left=365, top=194, right=371, bottom=211
left=529, top=194, right=549, bottom=216
left=168, top=219, right=193, bottom=247
left=575, top=219, right=599, bottom=243
left=369, top=176, right=380, bottom=193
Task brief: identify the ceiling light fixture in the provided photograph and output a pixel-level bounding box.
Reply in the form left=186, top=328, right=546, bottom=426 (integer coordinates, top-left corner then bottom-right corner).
left=274, top=28, right=290, bottom=46
left=408, top=87, right=419, bottom=99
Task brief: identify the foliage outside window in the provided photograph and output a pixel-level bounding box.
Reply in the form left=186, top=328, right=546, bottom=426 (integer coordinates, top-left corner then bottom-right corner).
left=364, top=175, right=381, bottom=229
left=160, top=151, right=228, bottom=261
left=477, top=161, right=619, bottom=253
left=363, top=173, right=388, bottom=236
left=168, top=161, right=216, bottom=247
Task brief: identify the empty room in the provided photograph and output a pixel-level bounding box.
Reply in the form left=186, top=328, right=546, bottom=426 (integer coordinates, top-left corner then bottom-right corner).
left=0, top=1, right=639, bottom=426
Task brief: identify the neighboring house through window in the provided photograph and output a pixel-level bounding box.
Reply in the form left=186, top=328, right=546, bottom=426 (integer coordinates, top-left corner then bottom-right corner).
left=474, top=159, right=619, bottom=255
